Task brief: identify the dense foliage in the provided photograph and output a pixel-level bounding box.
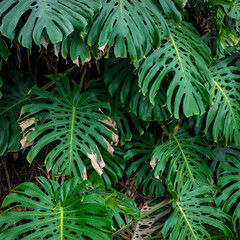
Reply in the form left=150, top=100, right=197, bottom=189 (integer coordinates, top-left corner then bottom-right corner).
left=0, top=0, right=239, bottom=239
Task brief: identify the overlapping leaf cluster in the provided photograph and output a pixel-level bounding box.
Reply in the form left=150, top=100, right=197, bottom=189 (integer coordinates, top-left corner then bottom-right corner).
left=0, top=0, right=239, bottom=239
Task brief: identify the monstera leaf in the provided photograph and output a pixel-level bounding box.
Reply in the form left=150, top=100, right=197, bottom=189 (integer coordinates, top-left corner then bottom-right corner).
left=103, top=57, right=170, bottom=122
left=206, top=55, right=240, bottom=145
left=130, top=81, right=170, bottom=121
left=138, top=22, right=212, bottom=118
left=0, top=35, right=10, bottom=60
left=23, top=74, right=117, bottom=177
left=89, top=77, right=145, bottom=146
left=0, top=177, right=113, bottom=240
left=216, top=153, right=240, bottom=232
left=103, top=57, right=136, bottom=103
left=225, top=0, right=240, bottom=37
left=88, top=0, right=166, bottom=61
left=204, top=0, right=239, bottom=49
left=57, top=28, right=92, bottom=66
left=85, top=147, right=126, bottom=187
left=162, top=182, right=233, bottom=240
left=151, top=124, right=213, bottom=192
left=210, top=143, right=240, bottom=178
left=0, top=0, right=101, bottom=49
left=0, top=71, right=36, bottom=155
left=125, top=132, right=166, bottom=197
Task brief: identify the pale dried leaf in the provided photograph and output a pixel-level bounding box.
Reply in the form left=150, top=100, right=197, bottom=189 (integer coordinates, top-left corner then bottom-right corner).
left=20, top=134, right=34, bottom=150
left=40, top=34, right=49, bottom=50
left=112, top=132, right=119, bottom=146
left=99, top=41, right=108, bottom=52
left=96, top=145, right=105, bottom=169
left=53, top=45, right=59, bottom=59
left=73, top=58, right=80, bottom=67
left=87, top=151, right=105, bottom=176
left=102, top=136, right=114, bottom=155
left=150, top=157, right=156, bottom=170
left=83, top=56, right=92, bottom=64
left=82, top=167, right=88, bottom=180
left=98, top=118, right=117, bottom=129
left=20, top=118, right=35, bottom=132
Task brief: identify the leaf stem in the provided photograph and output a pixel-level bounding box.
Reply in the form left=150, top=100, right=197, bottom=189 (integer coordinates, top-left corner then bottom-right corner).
left=111, top=199, right=173, bottom=238
left=79, top=67, right=87, bottom=92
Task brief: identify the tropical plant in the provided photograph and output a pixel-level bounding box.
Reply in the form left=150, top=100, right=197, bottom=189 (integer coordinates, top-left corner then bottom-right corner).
left=0, top=0, right=239, bottom=239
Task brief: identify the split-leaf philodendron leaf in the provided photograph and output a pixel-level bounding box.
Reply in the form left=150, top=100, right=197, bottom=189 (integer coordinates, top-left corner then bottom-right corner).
left=23, top=74, right=118, bottom=177
left=0, top=0, right=102, bottom=49
left=0, top=177, right=112, bottom=240
left=0, top=71, right=36, bottom=155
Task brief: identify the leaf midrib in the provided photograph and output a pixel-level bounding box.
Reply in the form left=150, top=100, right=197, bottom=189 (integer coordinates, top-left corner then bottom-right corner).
left=0, top=97, right=28, bottom=115
left=212, top=79, right=236, bottom=126
left=170, top=35, right=189, bottom=92
left=176, top=201, right=198, bottom=240
left=172, top=134, right=196, bottom=187
left=69, top=107, right=76, bottom=172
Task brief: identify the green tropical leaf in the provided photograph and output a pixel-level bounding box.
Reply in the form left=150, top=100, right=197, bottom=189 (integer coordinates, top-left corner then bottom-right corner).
left=0, top=177, right=112, bottom=240
left=103, top=57, right=135, bottom=103
left=151, top=123, right=213, bottom=192
left=105, top=192, right=140, bottom=228
left=0, top=0, right=102, bottom=49
left=158, top=0, right=182, bottom=24
left=57, top=28, right=92, bottom=66
left=138, top=22, right=212, bottom=118
left=103, top=57, right=170, bottom=122
left=87, top=0, right=167, bottom=61
left=204, top=0, right=239, bottom=49
left=85, top=147, right=125, bottom=187
left=216, top=152, right=240, bottom=232
left=130, top=81, right=170, bottom=121
left=88, top=78, right=145, bottom=146
left=23, top=74, right=118, bottom=177
left=109, top=92, right=144, bottom=145
left=125, top=132, right=166, bottom=197
left=206, top=55, right=240, bottom=145
left=210, top=143, right=240, bottom=178
left=0, top=74, right=2, bottom=99
left=0, top=35, right=10, bottom=60
left=0, top=71, right=36, bottom=155
left=224, top=0, right=240, bottom=37
left=162, top=182, right=233, bottom=240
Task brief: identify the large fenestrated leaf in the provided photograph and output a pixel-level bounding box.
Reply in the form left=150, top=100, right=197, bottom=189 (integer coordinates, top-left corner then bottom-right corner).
left=138, top=22, right=212, bottom=118
left=204, top=0, right=239, bottom=49
left=87, top=0, right=167, bottom=61
left=23, top=74, right=117, bottom=177
left=125, top=132, right=166, bottom=197
left=0, top=0, right=101, bottom=49
left=151, top=124, right=213, bottom=192
left=210, top=143, right=240, bottom=178
left=103, top=57, right=170, bottom=122
left=56, top=28, right=93, bottom=66
left=88, top=78, right=145, bottom=146
left=0, top=177, right=112, bottom=240
left=162, top=182, right=233, bottom=240
left=206, top=55, right=240, bottom=145
left=0, top=71, right=36, bottom=155
left=224, top=0, right=240, bottom=37
left=216, top=151, right=240, bottom=232
left=85, top=147, right=126, bottom=187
